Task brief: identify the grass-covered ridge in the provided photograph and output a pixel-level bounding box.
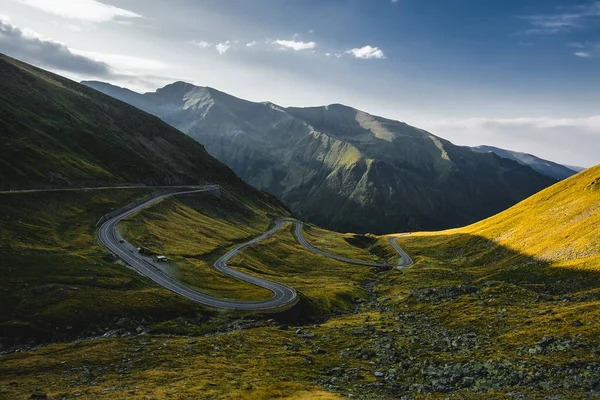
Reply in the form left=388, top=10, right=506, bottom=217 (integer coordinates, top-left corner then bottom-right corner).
left=394, top=163, right=600, bottom=282
left=0, top=53, right=249, bottom=191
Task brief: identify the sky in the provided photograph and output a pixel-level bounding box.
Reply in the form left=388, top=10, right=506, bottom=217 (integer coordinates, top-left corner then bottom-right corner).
left=0, top=0, right=599, bottom=167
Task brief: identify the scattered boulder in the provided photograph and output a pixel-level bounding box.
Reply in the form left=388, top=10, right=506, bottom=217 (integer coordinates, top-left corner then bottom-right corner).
left=538, top=337, right=555, bottom=348
left=29, top=391, right=47, bottom=399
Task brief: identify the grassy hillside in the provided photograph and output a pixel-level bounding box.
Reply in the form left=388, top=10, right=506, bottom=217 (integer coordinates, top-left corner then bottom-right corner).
left=0, top=188, right=198, bottom=346
left=0, top=54, right=299, bottom=346
left=0, top=53, right=244, bottom=190
left=0, top=186, right=292, bottom=347
left=118, top=191, right=377, bottom=317
left=2, top=170, right=599, bottom=399
left=393, top=163, right=600, bottom=289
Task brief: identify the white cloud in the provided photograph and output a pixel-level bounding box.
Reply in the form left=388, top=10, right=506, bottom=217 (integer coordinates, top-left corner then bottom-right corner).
left=521, top=2, right=600, bottom=35
left=272, top=39, right=316, bottom=51
left=574, top=51, right=592, bottom=58
left=0, top=18, right=182, bottom=92
left=420, top=116, right=600, bottom=167
left=216, top=41, right=231, bottom=55
left=16, top=0, right=143, bottom=23
left=345, top=45, right=385, bottom=59
left=0, top=18, right=111, bottom=75
left=433, top=116, right=600, bottom=131
left=71, top=50, right=169, bottom=72
left=190, top=40, right=212, bottom=48
left=246, top=41, right=257, bottom=47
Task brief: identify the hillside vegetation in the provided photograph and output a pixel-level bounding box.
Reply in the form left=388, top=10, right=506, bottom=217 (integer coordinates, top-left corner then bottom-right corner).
left=0, top=54, right=244, bottom=190
left=394, top=163, right=600, bottom=287
left=0, top=54, right=297, bottom=346
left=2, top=169, right=599, bottom=399
left=83, top=80, right=555, bottom=234
left=119, top=191, right=377, bottom=317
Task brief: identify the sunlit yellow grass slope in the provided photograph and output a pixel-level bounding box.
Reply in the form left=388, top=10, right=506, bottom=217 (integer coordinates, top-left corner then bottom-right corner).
left=402, top=164, right=600, bottom=272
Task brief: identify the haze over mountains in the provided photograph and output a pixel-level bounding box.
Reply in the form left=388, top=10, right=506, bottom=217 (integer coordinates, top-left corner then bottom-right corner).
left=470, top=145, right=580, bottom=180
left=84, top=80, right=555, bottom=234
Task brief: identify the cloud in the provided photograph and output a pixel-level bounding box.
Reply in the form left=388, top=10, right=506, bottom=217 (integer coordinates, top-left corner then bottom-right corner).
left=190, top=40, right=212, bottom=48
left=71, top=50, right=169, bottom=73
left=420, top=116, right=600, bottom=167
left=189, top=40, right=232, bottom=54
left=345, top=45, right=385, bottom=59
left=272, top=39, right=316, bottom=51
left=246, top=41, right=257, bottom=47
left=0, top=17, right=179, bottom=92
left=216, top=41, right=231, bottom=55
left=0, top=18, right=111, bottom=76
left=16, top=0, right=143, bottom=23
left=521, top=2, right=600, bottom=35
left=574, top=51, right=592, bottom=58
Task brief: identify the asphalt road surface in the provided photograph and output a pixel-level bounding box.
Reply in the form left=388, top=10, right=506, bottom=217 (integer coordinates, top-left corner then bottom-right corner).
left=99, top=191, right=413, bottom=310
left=282, top=219, right=413, bottom=268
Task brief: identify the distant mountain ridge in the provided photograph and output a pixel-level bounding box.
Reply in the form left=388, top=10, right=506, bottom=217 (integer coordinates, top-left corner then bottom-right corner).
left=470, top=145, right=579, bottom=180
left=82, top=80, right=556, bottom=234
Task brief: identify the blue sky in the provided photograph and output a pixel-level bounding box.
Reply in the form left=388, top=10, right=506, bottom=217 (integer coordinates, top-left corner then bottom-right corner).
left=0, top=0, right=599, bottom=166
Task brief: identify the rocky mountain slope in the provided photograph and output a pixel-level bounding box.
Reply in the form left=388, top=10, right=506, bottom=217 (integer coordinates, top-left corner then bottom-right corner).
left=471, top=145, right=578, bottom=180
left=82, top=80, right=556, bottom=234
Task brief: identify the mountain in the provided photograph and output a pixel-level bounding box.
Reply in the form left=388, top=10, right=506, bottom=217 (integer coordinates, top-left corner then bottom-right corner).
left=565, top=164, right=586, bottom=173
left=0, top=54, right=255, bottom=192
left=470, top=145, right=579, bottom=180
left=82, top=80, right=556, bottom=234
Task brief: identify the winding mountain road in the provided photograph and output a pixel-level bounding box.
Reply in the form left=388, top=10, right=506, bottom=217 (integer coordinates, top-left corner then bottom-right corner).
left=98, top=190, right=413, bottom=310
left=283, top=219, right=413, bottom=268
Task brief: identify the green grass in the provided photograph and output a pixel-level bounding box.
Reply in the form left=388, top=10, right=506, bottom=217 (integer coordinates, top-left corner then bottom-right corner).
left=301, top=224, right=384, bottom=263
left=0, top=188, right=214, bottom=345
left=0, top=329, right=345, bottom=400
left=118, top=192, right=377, bottom=314
left=2, top=167, right=598, bottom=399
left=230, top=223, right=376, bottom=316
left=0, top=53, right=246, bottom=189
left=118, top=190, right=278, bottom=302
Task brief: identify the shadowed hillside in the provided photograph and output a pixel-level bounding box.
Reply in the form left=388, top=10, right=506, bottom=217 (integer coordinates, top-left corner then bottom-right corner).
left=0, top=54, right=248, bottom=191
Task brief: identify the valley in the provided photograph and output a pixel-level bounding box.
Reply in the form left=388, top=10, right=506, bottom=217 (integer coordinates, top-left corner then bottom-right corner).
left=0, top=53, right=598, bottom=400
